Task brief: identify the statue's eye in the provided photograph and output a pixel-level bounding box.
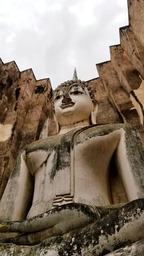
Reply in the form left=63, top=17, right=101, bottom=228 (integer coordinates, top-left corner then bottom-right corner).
left=54, top=95, right=62, bottom=101
left=70, top=91, right=83, bottom=95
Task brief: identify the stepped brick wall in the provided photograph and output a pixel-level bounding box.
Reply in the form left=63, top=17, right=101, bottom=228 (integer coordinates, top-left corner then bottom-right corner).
left=0, top=60, right=52, bottom=198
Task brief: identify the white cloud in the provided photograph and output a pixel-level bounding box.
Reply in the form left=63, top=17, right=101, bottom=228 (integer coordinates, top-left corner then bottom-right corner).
left=69, top=0, right=97, bottom=27
left=0, top=0, right=128, bottom=87
left=117, top=0, right=127, bottom=8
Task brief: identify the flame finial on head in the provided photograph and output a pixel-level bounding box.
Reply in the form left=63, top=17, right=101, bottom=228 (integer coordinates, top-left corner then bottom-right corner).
left=72, top=68, right=78, bottom=81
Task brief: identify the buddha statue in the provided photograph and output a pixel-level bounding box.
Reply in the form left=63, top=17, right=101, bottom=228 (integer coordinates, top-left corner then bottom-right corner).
left=0, top=79, right=144, bottom=247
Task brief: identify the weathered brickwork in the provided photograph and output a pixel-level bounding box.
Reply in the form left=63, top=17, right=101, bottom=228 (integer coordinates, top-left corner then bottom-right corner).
left=0, top=60, right=52, bottom=198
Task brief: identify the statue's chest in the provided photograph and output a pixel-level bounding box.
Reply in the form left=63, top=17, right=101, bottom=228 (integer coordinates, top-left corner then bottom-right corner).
left=26, top=126, right=120, bottom=209
left=26, top=129, right=96, bottom=203
left=26, top=126, right=114, bottom=180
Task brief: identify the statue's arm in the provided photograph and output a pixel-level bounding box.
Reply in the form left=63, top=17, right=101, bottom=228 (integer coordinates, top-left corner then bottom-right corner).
left=115, top=126, right=144, bottom=201
left=0, top=150, right=33, bottom=221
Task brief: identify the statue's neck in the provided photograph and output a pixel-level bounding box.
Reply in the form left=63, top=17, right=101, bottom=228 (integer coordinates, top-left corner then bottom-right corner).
left=58, top=120, right=90, bottom=135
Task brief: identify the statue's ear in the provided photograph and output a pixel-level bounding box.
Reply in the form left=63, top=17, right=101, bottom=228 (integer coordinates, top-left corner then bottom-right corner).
left=90, top=103, right=98, bottom=125
left=53, top=114, right=60, bottom=134
left=39, top=115, right=59, bottom=139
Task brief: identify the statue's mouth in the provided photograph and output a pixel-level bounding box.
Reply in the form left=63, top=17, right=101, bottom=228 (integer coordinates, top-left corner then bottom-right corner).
left=60, top=102, right=75, bottom=109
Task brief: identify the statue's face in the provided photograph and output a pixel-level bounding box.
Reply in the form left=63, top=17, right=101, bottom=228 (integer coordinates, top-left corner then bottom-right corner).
left=54, top=83, right=93, bottom=127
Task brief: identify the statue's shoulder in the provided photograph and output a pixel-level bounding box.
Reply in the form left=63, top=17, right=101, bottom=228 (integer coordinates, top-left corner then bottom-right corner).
left=74, top=123, right=137, bottom=146
left=76, top=123, right=129, bottom=138
left=25, top=134, right=61, bottom=154
left=88, top=123, right=131, bottom=133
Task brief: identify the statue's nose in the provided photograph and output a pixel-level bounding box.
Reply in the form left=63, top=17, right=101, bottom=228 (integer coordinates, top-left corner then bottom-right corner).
left=62, top=94, right=72, bottom=104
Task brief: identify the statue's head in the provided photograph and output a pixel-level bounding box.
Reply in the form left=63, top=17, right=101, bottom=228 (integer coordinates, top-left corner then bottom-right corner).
left=53, top=80, right=98, bottom=132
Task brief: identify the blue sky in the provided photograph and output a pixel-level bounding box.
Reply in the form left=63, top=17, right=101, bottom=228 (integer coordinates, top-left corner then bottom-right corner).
left=0, top=0, right=128, bottom=88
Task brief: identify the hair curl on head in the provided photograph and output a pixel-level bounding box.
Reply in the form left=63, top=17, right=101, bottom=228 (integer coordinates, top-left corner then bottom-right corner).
left=53, top=79, right=97, bottom=105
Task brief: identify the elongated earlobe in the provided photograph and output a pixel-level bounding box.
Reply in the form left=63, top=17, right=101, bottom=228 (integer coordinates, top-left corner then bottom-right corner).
left=90, top=103, right=98, bottom=124
left=54, top=114, right=60, bottom=133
